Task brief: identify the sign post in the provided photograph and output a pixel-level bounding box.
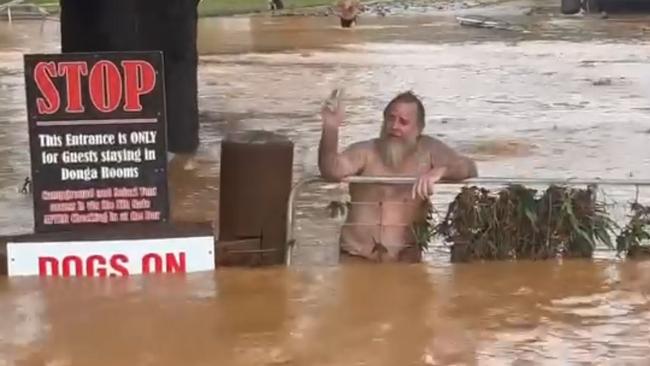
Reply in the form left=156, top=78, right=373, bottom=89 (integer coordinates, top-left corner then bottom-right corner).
left=2, top=51, right=215, bottom=277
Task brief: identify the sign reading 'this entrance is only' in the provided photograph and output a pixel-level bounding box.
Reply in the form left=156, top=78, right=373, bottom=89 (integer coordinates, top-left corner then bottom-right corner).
left=23, top=51, right=169, bottom=233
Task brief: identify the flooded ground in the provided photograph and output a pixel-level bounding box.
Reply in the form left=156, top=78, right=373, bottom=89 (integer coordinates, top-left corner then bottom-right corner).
left=1, top=0, right=650, bottom=364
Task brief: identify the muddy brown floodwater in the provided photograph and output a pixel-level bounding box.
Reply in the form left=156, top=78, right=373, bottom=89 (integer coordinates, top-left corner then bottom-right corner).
left=1, top=0, right=650, bottom=364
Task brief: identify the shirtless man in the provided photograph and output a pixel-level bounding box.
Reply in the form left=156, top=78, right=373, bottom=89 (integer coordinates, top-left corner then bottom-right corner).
left=318, top=91, right=478, bottom=263
left=334, top=0, right=362, bottom=28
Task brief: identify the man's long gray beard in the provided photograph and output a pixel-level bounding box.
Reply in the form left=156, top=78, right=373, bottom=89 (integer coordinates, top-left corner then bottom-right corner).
left=377, top=136, right=418, bottom=168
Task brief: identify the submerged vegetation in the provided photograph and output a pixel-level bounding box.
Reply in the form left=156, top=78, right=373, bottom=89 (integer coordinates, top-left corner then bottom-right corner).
left=427, top=184, right=650, bottom=262
left=330, top=183, right=650, bottom=262
left=431, top=184, right=618, bottom=262
left=615, top=202, right=650, bottom=259
left=412, top=199, right=436, bottom=252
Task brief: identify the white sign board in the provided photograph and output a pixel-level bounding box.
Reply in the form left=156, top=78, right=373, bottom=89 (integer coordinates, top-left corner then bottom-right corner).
left=7, top=236, right=215, bottom=277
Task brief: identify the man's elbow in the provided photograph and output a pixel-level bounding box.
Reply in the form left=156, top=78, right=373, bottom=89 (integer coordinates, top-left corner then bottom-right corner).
left=448, top=158, right=478, bottom=181
left=318, top=163, right=346, bottom=182
left=321, top=171, right=346, bottom=182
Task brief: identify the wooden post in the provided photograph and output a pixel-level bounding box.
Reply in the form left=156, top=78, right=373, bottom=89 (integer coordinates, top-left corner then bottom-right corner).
left=218, top=131, right=294, bottom=266
left=59, top=0, right=200, bottom=154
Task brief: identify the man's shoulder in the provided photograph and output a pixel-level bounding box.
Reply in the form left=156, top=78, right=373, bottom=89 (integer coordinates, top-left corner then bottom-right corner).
left=418, top=135, right=460, bottom=156
left=418, top=135, right=446, bottom=148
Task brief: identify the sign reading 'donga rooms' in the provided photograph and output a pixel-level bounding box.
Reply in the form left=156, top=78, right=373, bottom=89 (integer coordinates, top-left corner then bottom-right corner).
left=23, top=52, right=169, bottom=233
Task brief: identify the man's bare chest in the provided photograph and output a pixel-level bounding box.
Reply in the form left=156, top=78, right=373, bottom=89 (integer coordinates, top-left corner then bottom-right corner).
left=362, top=151, right=432, bottom=177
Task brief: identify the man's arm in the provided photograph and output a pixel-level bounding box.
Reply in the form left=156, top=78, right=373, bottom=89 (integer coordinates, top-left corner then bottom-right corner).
left=412, top=136, right=477, bottom=199
left=318, top=92, right=367, bottom=181
left=318, top=125, right=367, bottom=181
left=427, top=137, right=478, bottom=181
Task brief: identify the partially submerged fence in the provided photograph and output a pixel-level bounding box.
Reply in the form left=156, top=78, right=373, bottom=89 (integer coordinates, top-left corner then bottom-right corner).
left=285, top=176, right=650, bottom=265
left=0, top=1, right=50, bottom=22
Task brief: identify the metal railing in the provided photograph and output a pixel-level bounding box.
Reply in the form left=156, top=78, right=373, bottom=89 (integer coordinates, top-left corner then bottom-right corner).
left=284, top=175, right=650, bottom=265
left=0, top=0, right=50, bottom=23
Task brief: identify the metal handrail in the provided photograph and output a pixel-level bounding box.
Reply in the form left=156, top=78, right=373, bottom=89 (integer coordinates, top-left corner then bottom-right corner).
left=0, top=0, right=49, bottom=23
left=0, top=0, right=25, bottom=11
left=344, top=176, right=650, bottom=186
left=284, top=175, right=650, bottom=265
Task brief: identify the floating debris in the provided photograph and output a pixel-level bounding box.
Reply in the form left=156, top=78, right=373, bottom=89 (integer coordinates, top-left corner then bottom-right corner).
left=264, top=0, right=506, bottom=17
left=592, top=77, right=613, bottom=86
left=456, top=15, right=529, bottom=32
left=19, top=176, right=31, bottom=194
left=327, top=200, right=350, bottom=219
